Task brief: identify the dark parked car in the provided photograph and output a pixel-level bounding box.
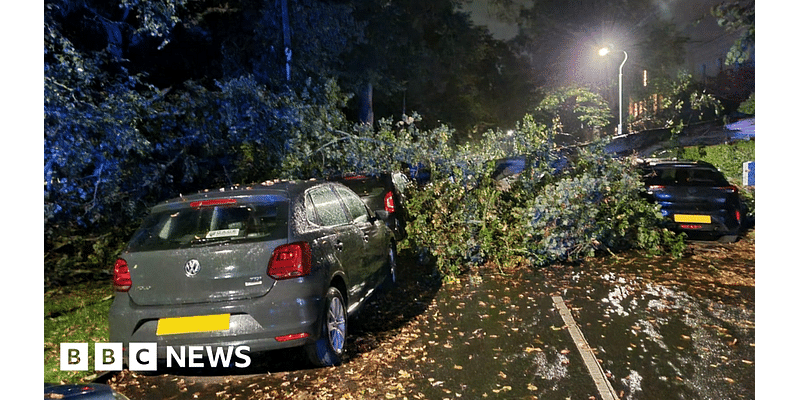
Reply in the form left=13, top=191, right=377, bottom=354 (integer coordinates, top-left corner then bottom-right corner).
left=44, top=383, right=129, bottom=399
left=638, top=159, right=745, bottom=242
left=491, top=154, right=570, bottom=190
left=332, top=172, right=410, bottom=240
left=109, top=180, right=397, bottom=368
left=491, top=157, right=527, bottom=181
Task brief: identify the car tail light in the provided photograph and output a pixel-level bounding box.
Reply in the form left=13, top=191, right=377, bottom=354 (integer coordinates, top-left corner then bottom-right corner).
left=715, top=186, right=738, bottom=194
left=113, top=258, right=132, bottom=292
left=735, top=209, right=741, bottom=222
left=384, top=192, right=396, bottom=213
left=268, top=242, right=312, bottom=280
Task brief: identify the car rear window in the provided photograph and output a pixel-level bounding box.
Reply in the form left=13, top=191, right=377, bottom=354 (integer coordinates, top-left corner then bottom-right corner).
left=127, top=197, right=289, bottom=252
left=339, top=176, right=385, bottom=197
left=645, top=166, right=729, bottom=186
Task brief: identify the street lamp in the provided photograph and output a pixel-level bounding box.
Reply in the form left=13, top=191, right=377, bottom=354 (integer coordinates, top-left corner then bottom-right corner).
left=599, top=47, right=628, bottom=135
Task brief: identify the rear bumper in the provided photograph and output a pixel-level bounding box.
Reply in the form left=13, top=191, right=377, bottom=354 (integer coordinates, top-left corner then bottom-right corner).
left=108, top=276, right=327, bottom=361
left=660, top=208, right=741, bottom=236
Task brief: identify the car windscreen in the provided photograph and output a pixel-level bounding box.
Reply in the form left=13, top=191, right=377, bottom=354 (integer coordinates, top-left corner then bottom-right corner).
left=644, top=166, right=729, bottom=186
left=126, top=198, right=289, bottom=252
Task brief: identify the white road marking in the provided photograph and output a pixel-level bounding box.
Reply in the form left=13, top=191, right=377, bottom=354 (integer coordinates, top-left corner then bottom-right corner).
left=552, top=295, right=620, bottom=400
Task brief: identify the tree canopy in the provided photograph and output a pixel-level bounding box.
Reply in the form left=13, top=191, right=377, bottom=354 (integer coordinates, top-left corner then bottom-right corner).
left=44, top=0, right=539, bottom=229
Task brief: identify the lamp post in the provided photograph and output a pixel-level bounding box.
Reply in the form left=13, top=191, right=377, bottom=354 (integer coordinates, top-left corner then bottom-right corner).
left=599, top=47, right=628, bottom=135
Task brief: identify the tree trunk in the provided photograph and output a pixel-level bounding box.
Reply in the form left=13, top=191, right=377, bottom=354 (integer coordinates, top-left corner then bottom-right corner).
left=281, top=0, right=291, bottom=81
left=358, top=83, right=374, bottom=126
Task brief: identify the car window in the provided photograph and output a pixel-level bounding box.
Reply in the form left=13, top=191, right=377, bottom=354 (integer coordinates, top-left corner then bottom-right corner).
left=306, top=186, right=349, bottom=226
left=304, top=193, right=322, bottom=226
left=687, top=168, right=727, bottom=184
left=335, top=186, right=369, bottom=223
left=649, top=167, right=728, bottom=186
left=340, top=176, right=384, bottom=197
left=127, top=199, right=288, bottom=251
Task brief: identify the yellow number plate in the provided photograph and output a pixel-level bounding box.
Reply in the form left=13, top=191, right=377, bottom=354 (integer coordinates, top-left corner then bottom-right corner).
left=156, top=314, right=230, bottom=335
left=674, top=214, right=711, bottom=224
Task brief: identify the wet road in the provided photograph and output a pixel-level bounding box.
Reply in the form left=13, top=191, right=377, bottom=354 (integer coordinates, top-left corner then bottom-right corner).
left=542, top=262, right=755, bottom=399
left=110, top=235, right=755, bottom=400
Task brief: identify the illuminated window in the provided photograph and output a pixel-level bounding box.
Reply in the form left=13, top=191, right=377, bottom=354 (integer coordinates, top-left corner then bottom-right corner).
left=642, top=70, right=648, bottom=87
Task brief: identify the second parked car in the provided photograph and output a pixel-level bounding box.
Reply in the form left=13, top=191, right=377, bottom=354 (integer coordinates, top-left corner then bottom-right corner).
left=109, top=180, right=397, bottom=368
left=638, top=159, right=745, bottom=242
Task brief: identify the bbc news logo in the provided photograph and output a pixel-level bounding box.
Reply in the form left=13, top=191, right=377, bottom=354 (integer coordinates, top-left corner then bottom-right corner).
left=60, top=343, right=251, bottom=371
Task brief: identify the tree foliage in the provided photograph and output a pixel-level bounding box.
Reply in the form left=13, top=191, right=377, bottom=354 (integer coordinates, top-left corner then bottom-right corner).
left=45, top=6, right=155, bottom=228
left=533, top=86, right=612, bottom=142
left=737, top=92, right=754, bottom=115
left=711, top=1, right=755, bottom=66
left=402, top=117, right=685, bottom=278
left=44, top=0, right=363, bottom=281
left=44, top=0, right=538, bottom=224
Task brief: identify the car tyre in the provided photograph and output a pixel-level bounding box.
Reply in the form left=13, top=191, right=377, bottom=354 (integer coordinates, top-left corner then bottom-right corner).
left=306, top=286, right=347, bottom=367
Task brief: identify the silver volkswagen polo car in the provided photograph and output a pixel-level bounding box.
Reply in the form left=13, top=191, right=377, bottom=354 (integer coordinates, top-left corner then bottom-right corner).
left=108, top=180, right=396, bottom=367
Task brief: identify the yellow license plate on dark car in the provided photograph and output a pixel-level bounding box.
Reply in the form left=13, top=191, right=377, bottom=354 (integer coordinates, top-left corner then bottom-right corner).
left=674, top=214, right=711, bottom=224
left=156, top=314, right=230, bottom=335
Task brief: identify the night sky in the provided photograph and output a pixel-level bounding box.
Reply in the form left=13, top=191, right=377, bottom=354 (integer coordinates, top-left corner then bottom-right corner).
left=458, top=0, right=739, bottom=86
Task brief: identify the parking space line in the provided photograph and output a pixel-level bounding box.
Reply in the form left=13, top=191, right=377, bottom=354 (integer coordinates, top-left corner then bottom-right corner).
left=552, top=296, right=619, bottom=400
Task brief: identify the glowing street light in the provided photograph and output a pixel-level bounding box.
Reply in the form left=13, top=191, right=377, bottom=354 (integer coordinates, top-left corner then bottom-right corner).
left=599, top=46, right=628, bottom=135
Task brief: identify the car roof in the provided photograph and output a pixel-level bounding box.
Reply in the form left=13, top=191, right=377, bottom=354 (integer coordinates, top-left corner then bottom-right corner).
left=152, top=179, right=330, bottom=210
left=638, top=158, right=716, bottom=169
